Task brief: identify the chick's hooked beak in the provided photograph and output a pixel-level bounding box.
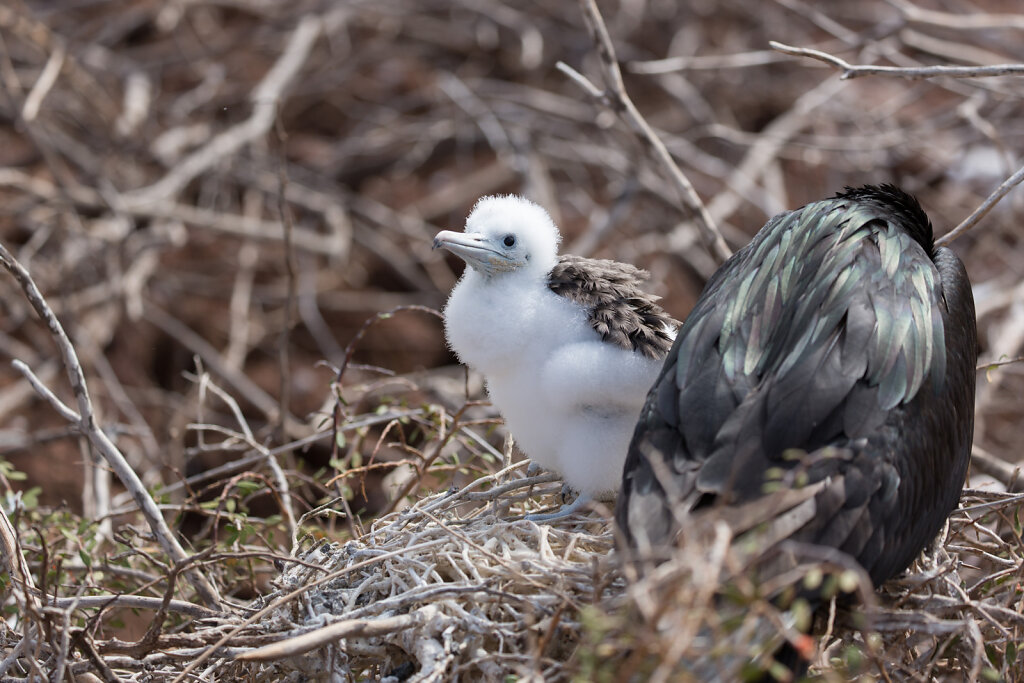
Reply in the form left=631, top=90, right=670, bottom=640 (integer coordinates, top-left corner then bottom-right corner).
left=433, top=230, right=521, bottom=277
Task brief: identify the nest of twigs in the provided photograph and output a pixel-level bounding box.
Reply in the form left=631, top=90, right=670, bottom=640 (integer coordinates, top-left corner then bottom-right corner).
left=240, top=471, right=614, bottom=681
left=167, top=465, right=1024, bottom=682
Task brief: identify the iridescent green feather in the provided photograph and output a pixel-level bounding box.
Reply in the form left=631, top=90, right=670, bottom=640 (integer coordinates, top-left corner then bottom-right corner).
left=908, top=296, right=931, bottom=392
left=708, top=194, right=946, bottom=409
left=878, top=224, right=902, bottom=278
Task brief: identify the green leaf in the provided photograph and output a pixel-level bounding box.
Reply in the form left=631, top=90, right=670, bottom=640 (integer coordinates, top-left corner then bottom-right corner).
left=838, top=570, right=860, bottom=594
left=21, top=487, right=41, bottom=510
left=842, top=643, right=864, bottom=670
left=803, top=568, right=823, bottom=591
left=236, top=481, right=261, bottom=495
left=791, top=597, right=812, bottom=632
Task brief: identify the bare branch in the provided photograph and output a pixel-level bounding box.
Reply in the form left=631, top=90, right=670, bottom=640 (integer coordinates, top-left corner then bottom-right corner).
left=770, top=41, right=1024, bottom=80
left=46, top=594, right=221, bottom=619
left=970, top=446, right=1024, bottom=493
left=236, top=610, right=432, bottom=661
left=566, top=0, right=732, bottom=265
left=938, top=162, right=1024, bottom=245
left=0, top=241, right=222, bottom=609
left=889, top=0, right=1024, bottom=31
left=628, top=50, right=788, bottom=74
left=21, top=38, right=64, bottom=121
left=276, top=139, right=298, bottom=442
left=11, top=359, right=80, bottom=423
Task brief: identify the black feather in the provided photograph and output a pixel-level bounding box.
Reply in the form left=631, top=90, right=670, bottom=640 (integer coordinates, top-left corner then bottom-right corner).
left=617, top=184, right=977, bottom=671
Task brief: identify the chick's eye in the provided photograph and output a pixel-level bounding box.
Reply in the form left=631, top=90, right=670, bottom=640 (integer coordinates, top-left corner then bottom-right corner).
left=503, top=234, right=516, bottom=247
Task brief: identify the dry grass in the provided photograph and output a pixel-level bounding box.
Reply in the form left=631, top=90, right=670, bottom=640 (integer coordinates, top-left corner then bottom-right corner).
left=0, top=0, right=1023, bottom=680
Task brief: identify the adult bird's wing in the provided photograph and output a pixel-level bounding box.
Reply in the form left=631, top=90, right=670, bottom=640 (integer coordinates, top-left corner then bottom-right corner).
left=617, top=186, right=976, bottom=585
left=548, top=255, right=679, bottom=360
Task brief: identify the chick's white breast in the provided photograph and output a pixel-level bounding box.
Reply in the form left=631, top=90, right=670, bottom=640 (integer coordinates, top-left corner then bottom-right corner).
left=442, top=274, right=592, bottom=375
left=443, top=274, right=596, bottom=473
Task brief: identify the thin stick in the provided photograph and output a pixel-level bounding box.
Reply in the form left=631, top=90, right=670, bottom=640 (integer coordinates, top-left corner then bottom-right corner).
left=193, top=373, right=298, bottom=540
left=771, top=38, right=1024, bottom=245
left=970, top=446, right=1024, bottom=493
left=21, top=38, right=64, bottom=121
left=11, top=360, right=80, bottom=422
left=770, top=41, right=1024, bottom=80
left=0, top=240, right=222, bottom=609
left=889, top=0, right=1024, bottom=32
left=45, top=594, right=220, bottom=619
left=628, top=49, right=787, bottom=74
left=276, top=120, right=297, bottom=442
left=937, top=163, right=1024, bottom=245
left=564, top=0, right=731, bottom=265
left=143, top=303, right=304, bottom=438
left=237, top=610, right=432, bottom=661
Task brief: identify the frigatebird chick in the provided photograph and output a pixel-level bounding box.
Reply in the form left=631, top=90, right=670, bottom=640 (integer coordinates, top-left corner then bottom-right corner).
left=434, top=196, right=678, bottom=521
left=617, top=184, right=977, bottom=674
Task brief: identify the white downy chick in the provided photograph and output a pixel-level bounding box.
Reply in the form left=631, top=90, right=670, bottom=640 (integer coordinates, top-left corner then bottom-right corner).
left=434, top=196, right=677, bottom=520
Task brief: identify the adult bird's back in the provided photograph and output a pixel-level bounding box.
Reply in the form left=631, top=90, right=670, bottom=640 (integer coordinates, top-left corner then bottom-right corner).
left=616, top=185, right=977, bottom=667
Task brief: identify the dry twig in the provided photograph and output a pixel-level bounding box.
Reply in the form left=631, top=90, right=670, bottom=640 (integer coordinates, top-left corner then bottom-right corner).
left=0, top=241, right=222, bottom=609
left=561, top=0, right=731, bottom=265
left=770, top=41, right=1024, bottom=80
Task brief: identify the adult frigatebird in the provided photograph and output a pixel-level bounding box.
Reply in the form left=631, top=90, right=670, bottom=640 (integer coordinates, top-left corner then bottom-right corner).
left=617, top=184, right=976, bottom=669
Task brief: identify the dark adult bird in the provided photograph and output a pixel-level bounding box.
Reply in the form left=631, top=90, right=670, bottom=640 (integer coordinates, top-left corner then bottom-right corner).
left=616, top=185, right=976, bottom=660
left=435, top=196, right=678, bottom=520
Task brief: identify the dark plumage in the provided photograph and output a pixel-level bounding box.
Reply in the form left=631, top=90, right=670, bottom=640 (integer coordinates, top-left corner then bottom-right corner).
left=549, top=255, right=679, bottom=359
left=617, top=184, right=976, bottom=601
